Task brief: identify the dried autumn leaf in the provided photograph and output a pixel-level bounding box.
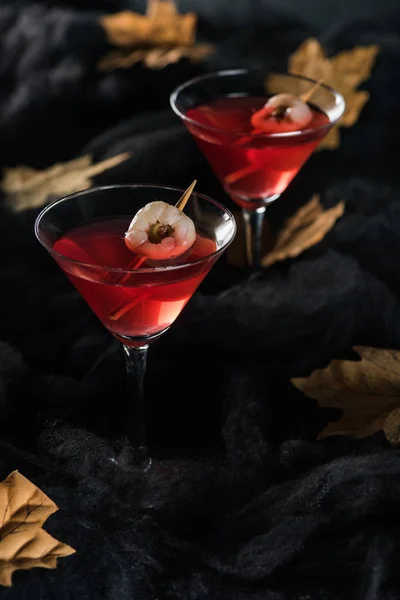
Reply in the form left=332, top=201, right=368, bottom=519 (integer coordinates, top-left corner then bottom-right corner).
left=383, top=407, right=400, bottom=445
left=261, top=195, right=345, bottom=267
left=98, top=0, right=213, bottom=71
left=98, top=44, right=214, bottom=71
left=101, top=1, right=196, bottom=48
left=291, top=346, right=400, bottom=443
left=1, top=152, right=130, bottom=212
left=0, top=471, right=75, bottom=587
left=286, top=38, right=380, bottom=149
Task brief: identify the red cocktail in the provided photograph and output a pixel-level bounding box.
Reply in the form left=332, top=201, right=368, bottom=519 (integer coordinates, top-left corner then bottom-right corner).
left=53, top=216, right=217, bottom=344
left=186, top=97, right=329, bottom=205
left=171, top=70, right=345, bottom=267
left=35, top=184, right=236, bottom=467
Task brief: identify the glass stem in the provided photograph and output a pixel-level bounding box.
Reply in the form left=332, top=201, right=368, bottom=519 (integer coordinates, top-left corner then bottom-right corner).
left=242, top=206, right=267, bottom=269
left=123, top=344, right=149, bottom=463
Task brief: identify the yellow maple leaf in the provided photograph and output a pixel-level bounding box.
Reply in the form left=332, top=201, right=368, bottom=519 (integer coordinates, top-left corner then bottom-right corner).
left=101, top=0, right=196, bottom=48
left=98, top=0, right=213, bottom=71
left=288, top=38, right=380, bottom=149
left=261, top=194, right=345, bottom=267
left=98, top=44, right=214, bottom=71
left=291, top=346, right=400, bottom=444
left=226, top=195, right=344, bottom=268
left=1, top=152, right=130, bottom=212
left=0, top=471, right=75, bottom=587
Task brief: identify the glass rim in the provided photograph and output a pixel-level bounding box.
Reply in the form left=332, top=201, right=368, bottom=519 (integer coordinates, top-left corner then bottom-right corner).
left=34, top=184, right=237, bottom=275
left=170, top=68, right=346, bottom=140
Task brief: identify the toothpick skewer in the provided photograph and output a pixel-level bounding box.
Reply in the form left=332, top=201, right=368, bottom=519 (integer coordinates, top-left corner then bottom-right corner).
left=300, top=78, right=324, bottom=103
left=175, top=179, right=197, bottom=211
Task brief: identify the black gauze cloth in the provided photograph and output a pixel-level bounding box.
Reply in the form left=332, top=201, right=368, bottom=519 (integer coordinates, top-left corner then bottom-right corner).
left=0, top=2, right=400, bottom=598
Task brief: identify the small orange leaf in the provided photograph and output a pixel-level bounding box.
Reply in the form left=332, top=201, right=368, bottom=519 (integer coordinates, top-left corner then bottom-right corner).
left=288, top=38, right=380, bottom=149
left=0, top=471, right=75, bottom=587
left=98, top=0, right=213, bottom=71
left=261, top=195, right=345, bottom=267
left=98, top=44, right=214, bottom=72
left=100, top=1, right=196, bottom=48
left=1, top=152, right=130, bottom=212
left=383, top=407, right=400, bottom=445
left=291, top=347, right=400, bottom=443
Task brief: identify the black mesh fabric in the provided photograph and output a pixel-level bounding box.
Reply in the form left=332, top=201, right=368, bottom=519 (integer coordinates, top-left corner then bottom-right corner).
left=0, top=2, right=400, bottom=598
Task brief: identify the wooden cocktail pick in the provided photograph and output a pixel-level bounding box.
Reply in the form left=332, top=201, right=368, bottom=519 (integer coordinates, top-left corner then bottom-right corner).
left=300, top=78, right=324, bottom=103
left=175, top=179, right=197, bottom=211
left=109, top=180, right=197, bottom=320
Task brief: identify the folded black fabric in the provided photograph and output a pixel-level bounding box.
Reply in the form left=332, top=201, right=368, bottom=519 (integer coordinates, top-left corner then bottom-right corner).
left=0, top=2, right=400, bottom=598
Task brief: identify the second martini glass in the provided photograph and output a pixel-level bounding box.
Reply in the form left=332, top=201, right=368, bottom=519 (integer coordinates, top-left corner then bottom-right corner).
left=170, top=69, right=345, bottom=268
left=35, top=185, right=236, bottom=468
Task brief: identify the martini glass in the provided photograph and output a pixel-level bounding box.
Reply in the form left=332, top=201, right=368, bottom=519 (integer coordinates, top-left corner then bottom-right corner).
left=170, top=69, right=345, bottom=268
left=35, top=184, right=236, bottom=468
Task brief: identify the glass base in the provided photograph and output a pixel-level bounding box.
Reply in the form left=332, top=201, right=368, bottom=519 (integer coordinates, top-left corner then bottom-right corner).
left=109, top=446, right=152, bottom=472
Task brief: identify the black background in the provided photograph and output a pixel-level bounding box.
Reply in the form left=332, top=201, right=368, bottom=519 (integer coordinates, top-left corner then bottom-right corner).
left=0, top=1, right=400, bottom=598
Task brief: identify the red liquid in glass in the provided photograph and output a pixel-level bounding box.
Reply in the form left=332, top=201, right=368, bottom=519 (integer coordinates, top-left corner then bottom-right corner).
left=53, top=217, right=217, bottom=344
left=186, top=97, right=330, bottom=206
